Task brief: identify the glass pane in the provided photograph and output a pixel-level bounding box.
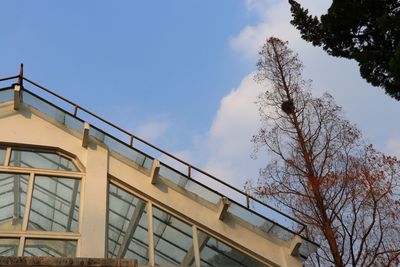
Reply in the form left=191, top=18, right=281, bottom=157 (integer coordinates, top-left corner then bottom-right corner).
left=9, top=150, right=78, bottom=172
left=0, top=88, right=13, bottom=104
left=159, top=165, right=220, bottom=205
left=21, top=91, right=66, bottom=126
left=153, top=206, right=194, bottom=266
left=197, top=230, right=263, bottom=267
left=89, top=128, right=153, bottom=171
left=0, top=173, right=29, bottom=230
left=108, top=183, right=149, bottom=265
left=104, top=136, right=149, bottom=169
left=64, top=113, right=84, bottom=134
left=0, top=238, right=19, bottom=256
left=228, top=203, right=294, bottom=241
left=24, top=239, right=76, bottom=257
left=0, top=148, right=5, bottom=166
left=28, top=176, right=80, bottom=232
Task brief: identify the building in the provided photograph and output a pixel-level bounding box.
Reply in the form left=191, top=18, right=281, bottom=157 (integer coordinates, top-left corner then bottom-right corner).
left=0, top=67, right=317, bottom=267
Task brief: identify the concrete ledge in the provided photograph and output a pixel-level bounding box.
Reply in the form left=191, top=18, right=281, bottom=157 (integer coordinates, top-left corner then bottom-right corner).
left=0, top=257, right=137, bottom=267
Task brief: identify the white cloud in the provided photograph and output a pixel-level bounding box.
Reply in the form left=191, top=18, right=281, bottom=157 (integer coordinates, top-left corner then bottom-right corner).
left=203, top=74, right=263, bottom=175
left=168, top=0, right=400, bottom=201
left=231, top=0, right=331, bottom=61
left=177, top=74, right=267, bottom=191
left=183, top=0, right=334, bottom=190
left=136, top=120, right=169, bottom=143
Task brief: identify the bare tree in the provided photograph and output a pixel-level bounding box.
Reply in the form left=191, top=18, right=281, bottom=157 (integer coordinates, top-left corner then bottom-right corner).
left=248, top=37, right=400, bottom=266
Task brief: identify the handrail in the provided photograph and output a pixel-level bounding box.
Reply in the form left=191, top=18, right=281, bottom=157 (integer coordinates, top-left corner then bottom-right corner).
left=2, top=74, right=310, bottom=236
left=0, top=75, right=19, bottom=82
left=23, top=77, right=191, bottom=167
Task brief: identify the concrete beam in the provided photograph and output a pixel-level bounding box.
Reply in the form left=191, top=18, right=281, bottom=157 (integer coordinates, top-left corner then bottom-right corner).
left=150, top=160, right=160, bottom=184
left=82, top=123, right=90, bottom=148
left=289, top=235, right=302, bottom=257
left=217, top=197, right=230, bottom=221
left=13, top=85, right=21, bottom=111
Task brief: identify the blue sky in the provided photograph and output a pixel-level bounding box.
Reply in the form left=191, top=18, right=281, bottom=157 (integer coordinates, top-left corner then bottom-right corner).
left=1, top=0, right=255, bottom=149
left=1, top=0, right=400, bottom=190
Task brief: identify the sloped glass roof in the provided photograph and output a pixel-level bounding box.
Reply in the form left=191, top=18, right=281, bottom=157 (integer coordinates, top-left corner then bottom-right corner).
left=0, top=76, right=318, bottom=259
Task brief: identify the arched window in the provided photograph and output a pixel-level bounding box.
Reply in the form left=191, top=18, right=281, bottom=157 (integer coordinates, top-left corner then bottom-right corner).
left=0, top=144, right=83, bottom=257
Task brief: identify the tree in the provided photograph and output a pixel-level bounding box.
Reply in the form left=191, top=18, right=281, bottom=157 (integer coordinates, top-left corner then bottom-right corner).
left=248, top=37, right=400, bottom=266
left=288, top=0, right=400, bottom=100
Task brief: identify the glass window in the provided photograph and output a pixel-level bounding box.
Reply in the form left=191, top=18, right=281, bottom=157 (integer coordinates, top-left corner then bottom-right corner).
left=0, top=238, right=19, bottom=256
left=9, top=150, right=78, bottom=172
left=0, top=148, right=5, bottom=166
left=0, top=88, right=13, bottom=104
left=197, top=230, right=263, bottom=267
left=108, top=183, right=149, bottom=265
left=153, top=206, right=194, bottom=266
left=0, top=173, right=29, bottom=230
left=159, top=165, right=221, bottom=205
left=23, top=239, right=76, bottom=257
left=28, top=176, right=80, bottom=232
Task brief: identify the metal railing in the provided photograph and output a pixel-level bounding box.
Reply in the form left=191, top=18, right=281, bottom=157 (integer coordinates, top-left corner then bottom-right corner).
left=0, top=64, right=316, bottom=243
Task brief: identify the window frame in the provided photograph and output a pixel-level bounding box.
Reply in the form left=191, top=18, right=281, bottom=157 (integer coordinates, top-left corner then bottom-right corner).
left=0, top=144, right=84, bottom=257
left=107, top=178, right=265, bottom=267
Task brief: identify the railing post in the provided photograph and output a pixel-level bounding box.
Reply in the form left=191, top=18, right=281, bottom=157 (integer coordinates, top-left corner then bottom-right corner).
left=73, top=105, right=78, bottom=116
left=18, top=63, right=23, bottom=87
left=82, top=122, right=90, bottom=148
left=217, top=197, right=230, bottom=220
left=13, top=64, right=24, bottom=110
left=130, top=135, right=134, bottom=146
left=246, top=193, right=250, bottom=209
left=188, top=165, right=191, bottom=178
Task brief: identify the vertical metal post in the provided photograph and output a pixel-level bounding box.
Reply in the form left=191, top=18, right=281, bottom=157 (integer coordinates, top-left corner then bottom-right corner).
left=246, top=194, right=250, bottom=209
left=130, top=135, right=134, bottom=146
left=73, top=105, right=78, bottom=116
left=18, top=63, right=24, bottom=87
left=188, top=165, right=191, bottom=178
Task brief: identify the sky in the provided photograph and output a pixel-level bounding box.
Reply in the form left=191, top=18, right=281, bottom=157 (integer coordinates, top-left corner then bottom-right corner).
left=1, top=0, right=400, bottom=191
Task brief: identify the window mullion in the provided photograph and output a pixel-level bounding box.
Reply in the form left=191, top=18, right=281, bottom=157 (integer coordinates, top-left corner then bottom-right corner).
left=147, top=202, right=155, bottom=266
left=17, top=236, right=25, bottom=256
left=21, top=172, right=35, bottom=231
left=4, top=147, right=11, bottom=166
left=192, top=225, right=201, bottom=267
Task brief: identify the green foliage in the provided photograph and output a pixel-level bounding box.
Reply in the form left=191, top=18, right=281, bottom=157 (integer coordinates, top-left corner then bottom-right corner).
left=289, top=0, right=400, bottom=100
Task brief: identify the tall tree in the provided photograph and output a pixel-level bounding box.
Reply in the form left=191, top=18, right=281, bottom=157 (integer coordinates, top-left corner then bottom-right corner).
left=288, top=0, right=400, bottom=100
left=248, top=37, right=400, bottom=266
